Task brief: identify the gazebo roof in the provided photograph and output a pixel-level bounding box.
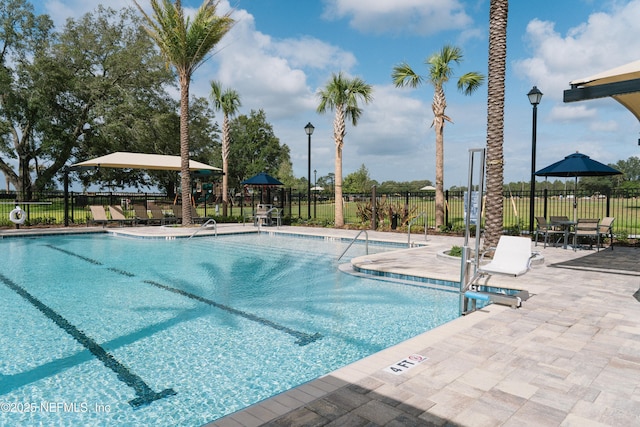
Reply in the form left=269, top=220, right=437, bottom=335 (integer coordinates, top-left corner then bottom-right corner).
left=70, top=152, right=221, bottom=172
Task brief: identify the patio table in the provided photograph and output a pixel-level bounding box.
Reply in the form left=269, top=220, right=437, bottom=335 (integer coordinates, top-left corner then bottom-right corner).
left=550, top=219, right=576, bottom=249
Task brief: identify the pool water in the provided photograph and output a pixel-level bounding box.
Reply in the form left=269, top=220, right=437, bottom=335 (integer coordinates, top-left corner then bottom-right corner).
left=0, top=233, right=458, bottom=426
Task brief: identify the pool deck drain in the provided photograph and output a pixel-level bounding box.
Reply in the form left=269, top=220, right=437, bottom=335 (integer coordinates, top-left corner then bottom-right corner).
left=3, top=225, right=639, bottom=426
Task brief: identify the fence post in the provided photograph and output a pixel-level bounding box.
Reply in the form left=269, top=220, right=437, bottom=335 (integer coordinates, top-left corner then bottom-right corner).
left=445, top=190, right=449, bottom=228
left=543, top=188, right=548, bottom=219
left=371, top=185, right=377, bottom=230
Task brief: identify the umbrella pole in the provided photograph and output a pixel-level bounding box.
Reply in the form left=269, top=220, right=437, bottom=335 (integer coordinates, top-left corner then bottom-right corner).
left=574, top=176, right=578, bottom=222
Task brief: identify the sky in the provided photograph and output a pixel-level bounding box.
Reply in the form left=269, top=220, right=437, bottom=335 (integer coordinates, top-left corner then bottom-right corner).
left=36, top=0, right=640, bottom=189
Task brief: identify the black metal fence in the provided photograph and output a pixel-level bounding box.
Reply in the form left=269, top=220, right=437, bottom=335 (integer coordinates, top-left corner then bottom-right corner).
left=2, top=188, right=640, bottom=236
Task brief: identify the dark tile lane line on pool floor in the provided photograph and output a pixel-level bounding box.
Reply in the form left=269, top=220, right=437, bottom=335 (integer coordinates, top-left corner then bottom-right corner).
left=0, top=272, right=176, bottom=408
left=45, top=243, right=323, bottom=344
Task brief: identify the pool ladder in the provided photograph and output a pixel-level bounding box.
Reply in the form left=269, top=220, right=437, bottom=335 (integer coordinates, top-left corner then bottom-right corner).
left=188, top=218, right=217, bottom=239
left=337, top=230, right=368, bottom=261
left=407, top=212, right=428, bottom=247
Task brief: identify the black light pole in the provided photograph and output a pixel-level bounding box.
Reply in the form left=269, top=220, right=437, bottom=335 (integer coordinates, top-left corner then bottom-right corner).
left=528, top=86, right=543, bottom=235
left=314, top=169, right=317, bottom=218
left=304, top=122, right=314, bottom=219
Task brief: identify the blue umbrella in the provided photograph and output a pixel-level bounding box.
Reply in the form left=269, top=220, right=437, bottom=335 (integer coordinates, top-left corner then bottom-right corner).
left=241, top=172, right=283, bottom=204
left=535, top=152, right=621, bottom=220
left=241, top=172, right=283, bottom=186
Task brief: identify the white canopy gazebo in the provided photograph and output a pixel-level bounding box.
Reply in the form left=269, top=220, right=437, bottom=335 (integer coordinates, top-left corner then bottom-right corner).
left=70, top=152, right=221, bottom=172
left=564, top=59, right=640, bottom=121
left=64, top=152, right=221, bottom=226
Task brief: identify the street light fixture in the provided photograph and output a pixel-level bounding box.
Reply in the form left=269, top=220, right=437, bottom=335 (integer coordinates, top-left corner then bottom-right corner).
left=527, top=86, right=543, bottom=236
left=304, top=122, right=314, bottom=219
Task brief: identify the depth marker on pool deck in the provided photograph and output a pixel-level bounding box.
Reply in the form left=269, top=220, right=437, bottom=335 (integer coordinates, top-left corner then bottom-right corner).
left=0, top=273, right=176, bottom=408
left=144, top=279, right=323, bottom=346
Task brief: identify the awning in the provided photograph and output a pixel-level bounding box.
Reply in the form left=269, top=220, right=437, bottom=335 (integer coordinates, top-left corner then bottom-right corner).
left=70, top=152, right=221, bottom=172
left=564, top=59, right=640, bottom=121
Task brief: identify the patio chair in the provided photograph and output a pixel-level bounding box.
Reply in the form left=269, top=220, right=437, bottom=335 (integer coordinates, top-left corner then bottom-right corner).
left=534, top=216, right=564, bottom=248
left=268, top=207, right=282, bottom=228
left=254, top=204, right=271, bottom=226
left=108, top=205, right=136, bottom=226
left=597, top=217, right=615, bottom=250
left=463, top=236, right=535, bottom=313
left=88, top=205, right=110, bottom=227
left=572, top=218, right=600, bottom=251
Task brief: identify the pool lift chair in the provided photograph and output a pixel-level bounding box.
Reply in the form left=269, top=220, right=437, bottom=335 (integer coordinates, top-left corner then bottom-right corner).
left=459, top=149, right=533, bottom=315
left=462, top=236, right=535, bottom=315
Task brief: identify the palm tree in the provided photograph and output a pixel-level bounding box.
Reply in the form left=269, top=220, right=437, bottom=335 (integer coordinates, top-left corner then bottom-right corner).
left=392, top=45, right=484, bottom=229
left=317, top=72, right=373, bottom=227
left=483, top=0, right=509, bottom=249
left=210, top=80, right=241, bottom=215
left=135, top=0, right=233, bottom=225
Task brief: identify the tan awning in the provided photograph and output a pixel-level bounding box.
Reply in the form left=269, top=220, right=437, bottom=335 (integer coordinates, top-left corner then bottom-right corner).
left=70, top=152, right=221, bottom=172
left=564, top=59, right=640, bottom=121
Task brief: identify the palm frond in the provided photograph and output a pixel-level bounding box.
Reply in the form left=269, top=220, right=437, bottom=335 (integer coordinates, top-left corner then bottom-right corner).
left=457, top=72, right=485, bottom=95
left=392, top=63, right=422, bottom=88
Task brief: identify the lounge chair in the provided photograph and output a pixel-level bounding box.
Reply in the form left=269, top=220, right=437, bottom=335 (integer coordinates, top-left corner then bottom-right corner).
left=88, top=205, right=110, bottom=227
left=598, top=217, right=615, bottom=250
left=534, top=216, right=564, bottom=248
left=171, top=204, right=207, bottom=224
left=108, top=205, right=136, bottom=226
left=463, top=236, right=535, bottom=313
left=572, top=218, right=600, bottom=251
left=190, top=205, right=209, bottom=224
left=132, top=204, right=153, bottom=225
left=148, top=204, right=174, bottom=225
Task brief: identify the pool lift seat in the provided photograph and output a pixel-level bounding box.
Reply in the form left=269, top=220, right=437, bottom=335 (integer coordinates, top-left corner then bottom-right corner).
left=462, top=236, right=536, bottom=314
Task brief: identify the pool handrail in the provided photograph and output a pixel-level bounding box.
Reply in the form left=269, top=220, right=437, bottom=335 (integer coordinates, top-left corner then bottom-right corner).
left=188, top=218, right=217, bottom=239
left=337, top=230, right=368, bottom=261
left=408, top=212, right=428, bottom=247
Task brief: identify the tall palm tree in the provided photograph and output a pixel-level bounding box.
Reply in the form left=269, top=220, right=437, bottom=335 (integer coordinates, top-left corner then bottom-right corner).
left=210, top=80, right=241, bottom=215
left=317, top=72, right=373, bottom=228
left=483, top=0, right=509, bottom=249
left=392, top=45, right=484, bottom=229
left=135, top=0, right=233, bottom=225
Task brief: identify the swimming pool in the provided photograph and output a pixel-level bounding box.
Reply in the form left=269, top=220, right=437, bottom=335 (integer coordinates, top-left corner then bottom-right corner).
left=0, top=233, right=459, bottom=426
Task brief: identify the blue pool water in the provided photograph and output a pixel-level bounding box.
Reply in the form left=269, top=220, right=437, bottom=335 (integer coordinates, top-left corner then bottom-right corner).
left=0, top=233, right=459, bottom=426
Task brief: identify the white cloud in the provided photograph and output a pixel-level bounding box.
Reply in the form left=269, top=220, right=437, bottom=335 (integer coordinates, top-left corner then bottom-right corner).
left=210, top=7, right=356, bottom=120
left=549, top=105, right=597, bottom=121
left=322, top=0, right=473, bottom=35
left=513, top=1, right=640, bottom=100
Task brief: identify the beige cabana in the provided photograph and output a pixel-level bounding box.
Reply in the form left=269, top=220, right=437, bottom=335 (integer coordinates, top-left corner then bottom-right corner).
left=70, top=152, right=221, bottom=172
left=564, top=59, right=640, bottom=121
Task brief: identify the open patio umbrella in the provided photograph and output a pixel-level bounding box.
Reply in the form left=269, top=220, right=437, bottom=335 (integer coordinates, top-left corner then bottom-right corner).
left=241, top=172, right=284, bottom=186
left=241, top=172, right=283, bottom=203
left=535, top=152, right=621, bottom=220
left=420, top=185, right=436, bottom=191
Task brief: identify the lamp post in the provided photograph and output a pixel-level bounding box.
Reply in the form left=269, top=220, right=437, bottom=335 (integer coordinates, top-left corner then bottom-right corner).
left=304, top=122, right=314, bottom=219
left=527, top=86, right=543, bottom=235
left=314, top=169, right=317, bottom=218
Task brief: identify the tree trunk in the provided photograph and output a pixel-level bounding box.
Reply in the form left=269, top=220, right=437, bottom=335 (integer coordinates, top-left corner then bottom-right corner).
left=433, top=85, right=447, bottom=228
left=180, top=73, right=193, bottom=225
left=484, top=0, right=509, bottom=249
left=222, top=113, right=230, bottom=216
left=334, top=105, right=346, bottom=227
